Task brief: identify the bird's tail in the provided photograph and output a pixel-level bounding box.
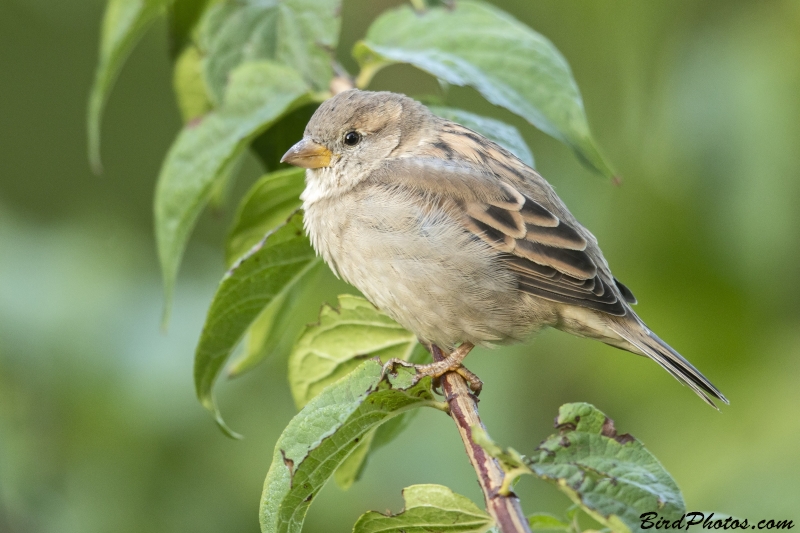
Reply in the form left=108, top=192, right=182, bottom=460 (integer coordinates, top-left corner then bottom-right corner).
left=608, top=320, right=729, bottom=408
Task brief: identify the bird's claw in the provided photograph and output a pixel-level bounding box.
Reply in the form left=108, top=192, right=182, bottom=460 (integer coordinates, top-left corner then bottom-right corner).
left=454, top=366, right=483, bottom=395
left=382, top=358, right=482, bottom=395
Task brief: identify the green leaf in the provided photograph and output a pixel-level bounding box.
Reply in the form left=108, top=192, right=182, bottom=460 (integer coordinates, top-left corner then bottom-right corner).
left=88, top=0, right=169, bottom=173
left=333, top=429, right=376, bottom=490
left=475, top=403, right=686, bottom=533
left=240, top=289, right=290, bottom=370
left=194, top=212, right=318, bottom=437
left=260, top=361, right=438, bottom=533
left=225, top=167, right=339, bottom=380
left=173, top=45, right=212, bottom=122
left=226, top=261, right=324, bottom=379
left=429, top=106, right=534, bottom=167
left=527, top=513, right=570, bottom=531
left=225, top=168, right=306, bottom=267
left=155, top=61, right=311, bottom=313
left=331, top=342, right=431, bottom=490
left=369, top=344, right=430, bottom=447
left=355, top=0, right=615, bottom=178
left=288, top=295, right=421, bottom=409
left=206, top=149, right=244, bottom=210
left=250, top=103, right=319, bottom=172
left=352, top=484, right=493, bottom=533
left=198, top=0, right=342, bottom=104
left=167, top=0, right=212, bottom=58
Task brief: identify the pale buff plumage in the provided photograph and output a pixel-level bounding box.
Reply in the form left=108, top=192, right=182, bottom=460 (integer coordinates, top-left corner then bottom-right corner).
left=282, top=89, right=727, bottom=407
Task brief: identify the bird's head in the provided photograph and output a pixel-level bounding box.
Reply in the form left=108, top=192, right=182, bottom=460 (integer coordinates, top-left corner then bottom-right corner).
left=281, top=89, right=430, bottom=200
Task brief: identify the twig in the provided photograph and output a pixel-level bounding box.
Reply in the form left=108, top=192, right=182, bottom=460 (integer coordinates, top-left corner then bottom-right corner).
left=431, top=345, right=532, bottom=533
left=329, top=61, right=356, bottom=95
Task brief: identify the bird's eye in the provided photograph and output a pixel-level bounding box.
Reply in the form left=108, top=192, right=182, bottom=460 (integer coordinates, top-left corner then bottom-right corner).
left=344, top=131, right=361, bottom=146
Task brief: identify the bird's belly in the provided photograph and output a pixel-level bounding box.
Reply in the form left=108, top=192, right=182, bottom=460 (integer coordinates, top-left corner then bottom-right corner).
left=304, top=192, right=536, bottom=348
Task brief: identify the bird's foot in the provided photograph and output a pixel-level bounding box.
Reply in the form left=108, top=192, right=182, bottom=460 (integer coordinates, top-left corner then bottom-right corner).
left=381, top=342, right=482, bottom=395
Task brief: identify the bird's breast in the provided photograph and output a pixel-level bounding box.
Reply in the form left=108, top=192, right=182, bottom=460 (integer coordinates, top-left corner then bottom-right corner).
left=302, top=185, right=532, bottom=347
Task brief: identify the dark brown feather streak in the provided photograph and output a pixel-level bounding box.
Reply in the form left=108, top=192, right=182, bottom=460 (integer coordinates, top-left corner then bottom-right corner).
left=467, top=190, right=629, bottom=316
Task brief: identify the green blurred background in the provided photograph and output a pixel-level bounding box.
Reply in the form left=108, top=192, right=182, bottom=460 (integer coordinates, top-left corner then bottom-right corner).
left=2, top=0, right=799, bottom=531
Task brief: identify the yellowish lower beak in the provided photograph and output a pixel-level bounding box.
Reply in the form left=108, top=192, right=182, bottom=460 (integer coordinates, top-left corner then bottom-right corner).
left=281, top=139, right=332, bottom=169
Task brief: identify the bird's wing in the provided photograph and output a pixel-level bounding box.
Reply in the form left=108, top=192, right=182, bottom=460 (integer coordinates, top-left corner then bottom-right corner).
left=377, top=136, right=634, bottom=316
left=459, top=176, right=630, bottom=315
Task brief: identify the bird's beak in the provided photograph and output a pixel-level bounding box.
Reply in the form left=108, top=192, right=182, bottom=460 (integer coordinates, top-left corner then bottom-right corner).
left=280, top=139, right=332, bottom=169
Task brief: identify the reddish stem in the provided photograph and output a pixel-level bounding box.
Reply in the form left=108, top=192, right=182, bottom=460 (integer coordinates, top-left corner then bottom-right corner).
left=431, top=345, right=531, bottom=533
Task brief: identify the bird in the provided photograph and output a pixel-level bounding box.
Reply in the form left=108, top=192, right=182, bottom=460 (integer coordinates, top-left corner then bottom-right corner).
left=280, top=89, right=727, bottom=408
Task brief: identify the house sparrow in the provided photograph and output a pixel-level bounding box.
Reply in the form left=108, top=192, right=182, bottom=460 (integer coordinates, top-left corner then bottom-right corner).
left=281, top=89, right=727, bottom=407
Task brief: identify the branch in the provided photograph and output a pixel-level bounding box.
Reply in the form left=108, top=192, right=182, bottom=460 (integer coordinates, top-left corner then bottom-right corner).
left=330, top=62, right=356, bottom=95
left=432, top=345, right=532, bottom=533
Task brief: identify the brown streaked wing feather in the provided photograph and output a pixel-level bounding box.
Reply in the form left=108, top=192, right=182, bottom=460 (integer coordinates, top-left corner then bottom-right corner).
left=513, top=240, right=596, bottom=279
left=519, top=197, right=559, bottom=227
left=524, top=221, right=587, bottom=250
left=466, top=204, right=526, bottom=239
left=465, top=186, right=628, bottom=316
left=464, top=217, right=515, bottom=253
left=379, top=135, right=629, bottom=317
left=614, top=278, right=637, bottom=304
left=518, top=281, right=626, bottom=315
